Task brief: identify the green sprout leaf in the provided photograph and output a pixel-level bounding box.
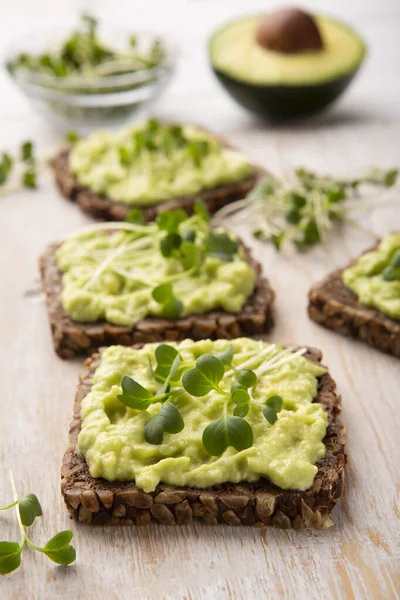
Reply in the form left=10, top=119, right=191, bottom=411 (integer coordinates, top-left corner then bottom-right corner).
left=202, top=416, right=253, bottom=456
left=187, top=140, right=210, bottom=167
left=215, top=344, right=234, bottom=366
left=65, top=130, right=79, bottom=144
left=0, top=542, right=22, bottom=575
left=152, top=284, right=184, bottom=319
left=154, top=344, right=180, bottom=383
left=118, top=146, right=131, bottom=165
left=126, top=208, right=145, bottom=224
left=384, top=168, right=398, bottom=187
left=144, top=402, right=184, bottom=445
left=205, top=231, right=238, bottom=261
left=22, top=169, right=37, bottom=189
left=21, top=141, right=33, bottom=162
left=117, top=375, right=153, bottom=410
left=160, top=232, right=182, bottom=257
left=0, top=153, right=13, bottom=185
left=194, top=198, right=210, bottom=222
left=157, top=209, right=187, bottom=234
left=392, top=250, right=400, bottom=268
left=302, top=220, right=320, bottom=246
left=179, top=241, right=202, bottom=271
left=160, top=297, right=184, bottom=319
left=263, top=394, right=283, bottom=424
left=235, top=369, right=257, bottom=389
left=383, top=266, right=394, bottom=281
left=18, top=493, right=42, bottom=527
left=152, top=283, right=173, bottom=303
left=231, top=388, right=250, bottom=418
left=182, top=354, right=225, bottom=397
left=42, top=531, right=76, bottom=566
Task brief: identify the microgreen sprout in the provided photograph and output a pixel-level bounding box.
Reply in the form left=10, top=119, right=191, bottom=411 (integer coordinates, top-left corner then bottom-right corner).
left=213, top=167, right=399, bottom=252
left=0, top=470, right=76, bottom=575
left=263, top=395, right=284, bottom=424
left=0, top=140, right=38, bottom=193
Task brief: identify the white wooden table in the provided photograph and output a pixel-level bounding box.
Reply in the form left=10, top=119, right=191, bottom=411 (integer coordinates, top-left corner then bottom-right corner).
left=0, top=1, right=399, bottom=598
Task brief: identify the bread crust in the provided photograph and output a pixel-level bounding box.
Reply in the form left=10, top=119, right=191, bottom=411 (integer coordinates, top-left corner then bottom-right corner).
left=39, top=238, right=275, bottom=358
left=61, top=345, right=347, bottom=529
left=308, top=245, right=400, bottom=357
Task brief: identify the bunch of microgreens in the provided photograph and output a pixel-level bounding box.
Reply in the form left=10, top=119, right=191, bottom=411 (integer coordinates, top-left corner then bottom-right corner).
left=76, top=201, right=239, bottom=319
left=0, top=141, right=37, bottom=193
left=117, top=342, right=306, bottom=455
left=0, top=470, right=76, bottom=575
left=213, top=166, right=399, bottom=252
left=117, top=119, right=213, bottom=168
left=8, top=14, right=166, bottom=79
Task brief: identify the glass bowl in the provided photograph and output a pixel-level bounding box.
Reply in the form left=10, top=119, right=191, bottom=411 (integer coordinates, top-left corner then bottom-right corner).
left=4, top=23, right=176, bottom=133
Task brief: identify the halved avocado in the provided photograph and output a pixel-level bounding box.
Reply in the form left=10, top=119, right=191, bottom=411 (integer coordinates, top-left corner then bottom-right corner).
left=209, top=12, right=366, bottom=120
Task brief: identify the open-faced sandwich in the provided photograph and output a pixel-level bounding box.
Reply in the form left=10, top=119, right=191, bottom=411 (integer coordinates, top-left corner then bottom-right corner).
left=308, top=233, right=400, bottom=357
left=51, top=120, right=263, bottom=221
left=61, top=337, right=346, bottom=528
left=40, top=208, right=274, bottom=358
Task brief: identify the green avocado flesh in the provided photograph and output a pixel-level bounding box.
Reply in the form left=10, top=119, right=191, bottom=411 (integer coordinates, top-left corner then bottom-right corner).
left=56, top=218, right=256, bottom=326
left=69, top=122, right=252, bottom=206
left=78, top=339, right=328, bottom=492
left=210, top=15, right=365, bottom=86
left=343, top=234, right=400, bottom=321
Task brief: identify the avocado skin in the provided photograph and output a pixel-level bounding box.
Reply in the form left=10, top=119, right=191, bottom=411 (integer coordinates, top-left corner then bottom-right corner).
left=212, top=66, right=361, bottom=121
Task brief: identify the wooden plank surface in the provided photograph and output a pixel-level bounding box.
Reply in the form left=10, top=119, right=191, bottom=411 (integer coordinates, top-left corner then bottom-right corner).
left=0, top=1, right=399, bottom=599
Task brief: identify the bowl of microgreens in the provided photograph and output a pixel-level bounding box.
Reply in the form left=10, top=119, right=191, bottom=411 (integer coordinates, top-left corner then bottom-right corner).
left=5, top=14, right=175, bottom=133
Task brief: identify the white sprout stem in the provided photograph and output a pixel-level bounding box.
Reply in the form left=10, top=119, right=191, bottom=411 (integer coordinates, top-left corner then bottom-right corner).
left=84, top=236, right=157, bottom=290
left=224, top=344, right=277, bottom=378
left=212, top=197, right=251, bottom=222
left=8, top=469, right=25, bottom=547
left=255, top=348, right=307, bottom=378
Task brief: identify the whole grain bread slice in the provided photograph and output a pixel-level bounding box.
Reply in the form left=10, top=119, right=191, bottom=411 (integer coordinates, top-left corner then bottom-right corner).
left=51, top=147, right=263, bottom=222
left=61, top=344, right=346, bottom=529
left=308, top=246, right=400, bottom=358
left=39, top=238, right=275, bottom=359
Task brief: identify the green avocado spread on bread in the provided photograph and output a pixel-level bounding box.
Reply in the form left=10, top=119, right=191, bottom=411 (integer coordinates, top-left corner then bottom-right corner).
left=78, top=338, right=328, bottom=493
left=56, top=212, right=256, bottom=326
left=69, top=120, right=252, bottom=205
left=343, top=233, right=400, bottom=321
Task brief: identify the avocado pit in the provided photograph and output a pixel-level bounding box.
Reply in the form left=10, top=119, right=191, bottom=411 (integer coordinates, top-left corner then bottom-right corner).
left=255, top=7, right=324, bottom=54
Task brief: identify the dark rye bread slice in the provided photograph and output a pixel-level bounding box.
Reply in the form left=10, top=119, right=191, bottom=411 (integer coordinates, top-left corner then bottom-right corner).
left=61, top=345, right=346, bottom=529
left=51, top=148, right=263, bottom=222
left=39, top=239, right=275, bottom=359
left=308, top=246, right=400, bottom=358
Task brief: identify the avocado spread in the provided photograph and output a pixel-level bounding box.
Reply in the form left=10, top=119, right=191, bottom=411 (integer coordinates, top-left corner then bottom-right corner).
left=343, top=234, right=400, bottom=321
left=56, top=215, right=256, bottom=326
left=69, top=121, right=252, bottom=205
left=78, top=338, right=328, bottom=492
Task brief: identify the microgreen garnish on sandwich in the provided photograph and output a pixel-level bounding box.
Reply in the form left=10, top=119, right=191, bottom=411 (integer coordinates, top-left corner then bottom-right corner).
left=55, top=207, right=257, bottom=327
left=65, top=120, right=253, bottom=208
left=112, top=341, right=311, bottom=461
